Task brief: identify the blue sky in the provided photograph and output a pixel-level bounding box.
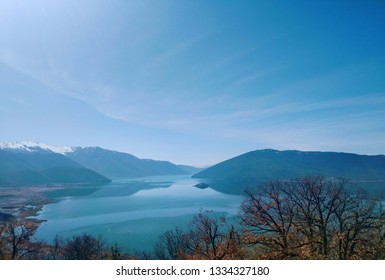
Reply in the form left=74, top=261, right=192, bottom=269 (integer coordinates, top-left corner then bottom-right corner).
left=0, top=0, right=384, bottom=166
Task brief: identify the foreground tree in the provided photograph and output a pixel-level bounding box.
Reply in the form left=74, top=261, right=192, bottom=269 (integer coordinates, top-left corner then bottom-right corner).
left=0, top=223, right=6, bottom=259
left=109, top=242, right=124, bottom=260
left=46, top=235, right=65, bottom=260
left=285, top=177, right=346, bottom=258
left=0, top=220, right=42, bottom=259
left=154, top=226, right=189, bottom=259
left=155, top=210, right=243, bottom=260
left=241, top=180, right=298, bottom=258
left=186, top=210, right=241, bottom=259
left=64, top=233, right=107, bottom=260
left=241, top=177, right=385, bottom=259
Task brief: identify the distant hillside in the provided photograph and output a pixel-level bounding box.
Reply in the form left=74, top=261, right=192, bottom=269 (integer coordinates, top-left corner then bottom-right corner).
left=65, top=147, right=190, bottom=178
left=0, top=148, right=111, bottom=187
left=177, top=165, right=205, bottom=175
left=193, top=149, right=385, bottom=194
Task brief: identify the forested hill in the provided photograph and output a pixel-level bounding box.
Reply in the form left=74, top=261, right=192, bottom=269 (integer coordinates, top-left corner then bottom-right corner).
left=65, top=147, right=197, bottom=178
left=193, top=149, right=385, bottom=194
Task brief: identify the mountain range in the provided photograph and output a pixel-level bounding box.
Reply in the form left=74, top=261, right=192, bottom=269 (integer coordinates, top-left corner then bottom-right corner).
left=0, top=141, right=201, bottom=187
left=65, top=146, right=201, bottom=178
left=193, top=149, right=385, bottom=195
left=2, top=142, right=385, bottom=194
left=0, top=146, right=110, bottom=187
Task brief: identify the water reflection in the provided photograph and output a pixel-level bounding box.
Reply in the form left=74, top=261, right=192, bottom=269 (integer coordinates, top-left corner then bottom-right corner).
left=34, top=175, right=245, bottom=251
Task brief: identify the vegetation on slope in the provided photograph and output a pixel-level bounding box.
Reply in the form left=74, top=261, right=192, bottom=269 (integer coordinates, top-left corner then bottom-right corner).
left=193, top=149, right=385, bottom=195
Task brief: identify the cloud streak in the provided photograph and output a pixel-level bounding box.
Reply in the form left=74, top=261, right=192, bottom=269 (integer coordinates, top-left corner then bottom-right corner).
left=1, top=1, right=384, bottom=165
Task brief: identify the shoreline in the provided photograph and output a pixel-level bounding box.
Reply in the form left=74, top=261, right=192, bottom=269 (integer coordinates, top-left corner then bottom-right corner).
left=0, top=186, right=62, bottom=226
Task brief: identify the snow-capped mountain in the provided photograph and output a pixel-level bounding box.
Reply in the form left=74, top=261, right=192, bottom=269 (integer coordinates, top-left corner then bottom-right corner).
left=0, top=140, right=76, bottom=154
left=0, top=141, right=111, bottom=187
left=0, top=141, right=201, bottom=186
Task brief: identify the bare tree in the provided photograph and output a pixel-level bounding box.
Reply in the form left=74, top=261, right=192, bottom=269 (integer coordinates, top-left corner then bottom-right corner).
left=0, top=220, right=42, bottom=259
left=154, top=211, right=242, bottom=260
left=46, top=235, right=65, bottom=260
left=0, top=223, right=6, bottom=259
left=109, top=242, right=125, bottom=260
left=64, top=233, right=107, bottom=260
left=332, top=191, right=384, bottom=259
left=186, top=210, right=242, bottom=260
left=241, top=181, right=297, bottom=259
left=372, top=211, right=385, bottom=259
left=154, top=226, right=189, bottom=260
left=284, top=177, right=346, bottom=258
left=241, top=177, right=385, bottom=259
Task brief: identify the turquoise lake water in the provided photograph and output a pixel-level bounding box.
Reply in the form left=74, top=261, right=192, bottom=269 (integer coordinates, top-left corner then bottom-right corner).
left=34, top=175, right=245, bottom=252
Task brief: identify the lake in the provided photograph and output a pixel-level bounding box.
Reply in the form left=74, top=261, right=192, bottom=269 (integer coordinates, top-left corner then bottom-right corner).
left=34, top=175, right=245, bottom=252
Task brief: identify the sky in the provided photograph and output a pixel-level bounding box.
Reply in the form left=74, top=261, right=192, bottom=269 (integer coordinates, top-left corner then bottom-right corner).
left=0, top=0, right=384, bottom=166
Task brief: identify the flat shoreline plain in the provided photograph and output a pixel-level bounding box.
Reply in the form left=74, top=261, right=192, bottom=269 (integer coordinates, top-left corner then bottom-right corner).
left=0, top=186, right=61, bottom=226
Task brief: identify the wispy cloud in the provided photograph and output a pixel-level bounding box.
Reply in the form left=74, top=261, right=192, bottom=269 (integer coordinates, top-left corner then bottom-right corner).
left=1, top=0, right=384, bottom=164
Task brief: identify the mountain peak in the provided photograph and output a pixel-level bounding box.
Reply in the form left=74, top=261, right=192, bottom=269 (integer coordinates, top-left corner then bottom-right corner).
left=0, top=140, right=76, bottom=154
